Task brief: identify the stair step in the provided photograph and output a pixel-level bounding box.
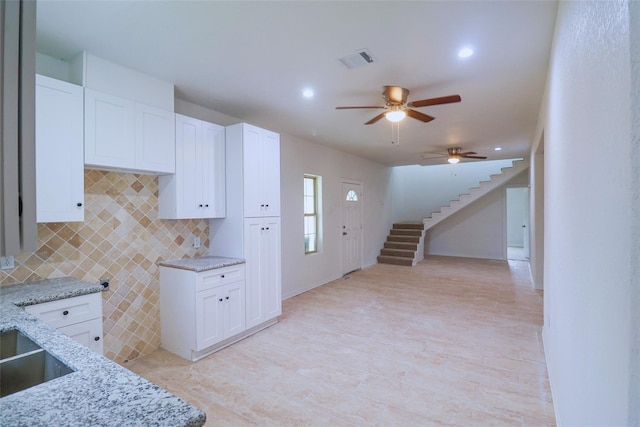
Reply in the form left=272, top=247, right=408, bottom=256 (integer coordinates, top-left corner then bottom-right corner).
left=377, top=255, right=414, bottom=266
left=384, top=242, right=418, bottom=250
left=392, top=222, right=424, bottom=230
left=390, top=229, right=423, bottom=236
left=380, top=248, right=415, bottom=258
left=387, top=235, right=420, bottom=243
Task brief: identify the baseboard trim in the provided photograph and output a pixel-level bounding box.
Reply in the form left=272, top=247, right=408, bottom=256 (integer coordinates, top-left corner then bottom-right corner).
left=542, top=326, right=562, bottom=426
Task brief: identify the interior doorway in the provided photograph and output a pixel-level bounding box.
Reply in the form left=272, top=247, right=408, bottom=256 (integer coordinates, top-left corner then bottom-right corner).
left=506, top=186, right=530, bottom=261
left=341, top=181, right=363, bottom=275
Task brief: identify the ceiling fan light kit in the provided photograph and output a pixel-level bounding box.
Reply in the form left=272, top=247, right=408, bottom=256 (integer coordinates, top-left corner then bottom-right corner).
left=385, top=110, right=406, bottom=122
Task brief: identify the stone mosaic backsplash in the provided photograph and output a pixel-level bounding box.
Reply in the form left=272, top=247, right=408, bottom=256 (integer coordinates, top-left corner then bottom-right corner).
left=0, top=170, right=210, bottom=363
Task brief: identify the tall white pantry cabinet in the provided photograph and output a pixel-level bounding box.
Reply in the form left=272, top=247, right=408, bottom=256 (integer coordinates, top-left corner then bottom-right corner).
left=211, top=123, right=282, bottom=330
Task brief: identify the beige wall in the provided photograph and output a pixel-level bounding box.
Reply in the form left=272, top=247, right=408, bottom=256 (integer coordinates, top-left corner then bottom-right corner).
left=0, top=170, right=210, bottom=363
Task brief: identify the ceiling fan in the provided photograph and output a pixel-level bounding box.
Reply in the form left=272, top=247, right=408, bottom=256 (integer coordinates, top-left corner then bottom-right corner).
left=422, top=147, right=488, bottom=164
left=336, top=85, right=461, bottom=125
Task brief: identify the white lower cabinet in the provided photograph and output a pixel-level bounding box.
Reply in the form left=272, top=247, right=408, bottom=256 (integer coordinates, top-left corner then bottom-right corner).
left=244, top=217, right=282, bottom=329
left=195, top=281, right=244, bottom=350
left=24, top=293, right=104, bottom=355
left=160, top=264, right=247, bottom=361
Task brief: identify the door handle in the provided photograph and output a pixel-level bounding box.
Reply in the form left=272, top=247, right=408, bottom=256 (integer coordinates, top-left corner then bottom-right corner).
left=342, top=232, right=347, bottom=235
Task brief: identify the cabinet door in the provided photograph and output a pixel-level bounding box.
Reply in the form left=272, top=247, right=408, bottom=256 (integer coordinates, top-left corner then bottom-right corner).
left=261, top=217, right=282, bottom=321
left=244, top=218, right=282, bottom=329
left=224, top=281, right=245, bottom=337
left=84, top=89, right=135, bottom=169
left=242, top=126, right=263, bottom=217
left=175, top=114, right=201, bottom=218
left=135, top=104, right=175, bottom=174
left=35, top=75, right=84, bottom=223
left=201, top=122, right=226, bottom=218
left=195, top=286, right=224, bottom=350
left=260, top=130, right=281, bottom=217
left=244, top=219, right=264, bottom=328
left=57, top=318, right=104, bottom=355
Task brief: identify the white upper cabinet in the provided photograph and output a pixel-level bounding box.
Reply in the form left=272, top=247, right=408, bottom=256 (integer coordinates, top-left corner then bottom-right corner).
left=158, top=114, right=225, bottom=219
left=226, top=123, right=280, bottom=218
left=84, top=88, right=175, bottom=174
left=84, top=88, right=135, bottom=170
left=35, top=75, right=84, bottom=223
left=135, top=103, right=176, bottom=173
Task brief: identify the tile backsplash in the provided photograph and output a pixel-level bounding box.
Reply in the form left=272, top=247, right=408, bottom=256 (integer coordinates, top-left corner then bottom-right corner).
left=0, top=170, right=210, bottom=363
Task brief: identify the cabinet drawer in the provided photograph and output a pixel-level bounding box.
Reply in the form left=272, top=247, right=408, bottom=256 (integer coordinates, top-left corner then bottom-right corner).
left=196, top=265, right=245, bottom=292
left=25, top=293, right=102, bottom=329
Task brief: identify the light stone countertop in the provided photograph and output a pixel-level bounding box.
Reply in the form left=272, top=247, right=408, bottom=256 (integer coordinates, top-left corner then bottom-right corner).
left=0, top=276, right=206, bottom=427
left=159, top=255, right=245, bottom=272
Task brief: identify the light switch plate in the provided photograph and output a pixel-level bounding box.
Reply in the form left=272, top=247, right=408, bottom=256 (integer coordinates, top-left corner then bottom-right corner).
left=193, top=237, right=201, bottom=249
left=1, top=256, right=15, bottom=270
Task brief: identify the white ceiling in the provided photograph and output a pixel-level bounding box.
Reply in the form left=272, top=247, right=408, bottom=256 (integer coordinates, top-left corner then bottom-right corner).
left=36, top=1, right=557, bottom=166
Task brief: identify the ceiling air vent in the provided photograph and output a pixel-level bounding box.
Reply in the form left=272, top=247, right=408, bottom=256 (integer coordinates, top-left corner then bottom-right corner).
left=338, top=49, right=375, bottom=69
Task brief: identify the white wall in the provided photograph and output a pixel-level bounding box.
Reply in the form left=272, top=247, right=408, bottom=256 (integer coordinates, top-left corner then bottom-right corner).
left=541, top=1, right=638, bottom=425
left=390, top=159, right=518, bottom=222
left=425, top=170, right=528, bottom=260
left=280, top=134, right=392, bottom=299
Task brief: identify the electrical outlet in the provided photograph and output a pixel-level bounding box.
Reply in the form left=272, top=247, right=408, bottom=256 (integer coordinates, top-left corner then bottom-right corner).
left=100, top=278, right=110, bottom=291
left=193, top=237, right=201, bottom=249
left=1, top=256, right=15, bottom=270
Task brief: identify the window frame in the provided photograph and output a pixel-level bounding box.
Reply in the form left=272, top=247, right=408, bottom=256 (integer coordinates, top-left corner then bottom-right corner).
left=304, top=174, right=319, bottom=254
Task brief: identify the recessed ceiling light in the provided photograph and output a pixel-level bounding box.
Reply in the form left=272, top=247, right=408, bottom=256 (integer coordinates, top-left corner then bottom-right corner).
left=458, top=47, right=474, bottom=59
left=302, top=88, right=314, bottom=98
left=494, top=147, right=502, bottom=151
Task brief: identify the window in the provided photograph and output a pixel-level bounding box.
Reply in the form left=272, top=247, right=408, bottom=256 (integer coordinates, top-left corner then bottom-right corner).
left=304, top=175, right=320, bottom=254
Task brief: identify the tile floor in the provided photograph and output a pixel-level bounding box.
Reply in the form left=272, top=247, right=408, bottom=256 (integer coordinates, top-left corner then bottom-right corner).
left=124, top=256, right=555, bottom=426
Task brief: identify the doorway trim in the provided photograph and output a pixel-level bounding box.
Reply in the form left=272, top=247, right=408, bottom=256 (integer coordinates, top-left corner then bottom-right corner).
left=504, top=184, right=531, bottom=261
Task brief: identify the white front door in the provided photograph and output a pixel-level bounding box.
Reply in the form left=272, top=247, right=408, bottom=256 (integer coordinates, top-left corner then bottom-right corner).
left=341, top=181, right=362, bottom=275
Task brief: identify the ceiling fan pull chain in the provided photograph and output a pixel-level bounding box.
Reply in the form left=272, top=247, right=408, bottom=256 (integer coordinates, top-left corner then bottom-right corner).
left=391, top=121, right=400, bottom=146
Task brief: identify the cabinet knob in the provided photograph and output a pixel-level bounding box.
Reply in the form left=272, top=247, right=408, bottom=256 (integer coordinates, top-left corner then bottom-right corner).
left=225, top=296, right=229, bottom=300
left=261, top=204, right=265, bottom=208
left=265, top=204, right=269, bottom=208
left=205, top=204, right=209, bottom=207
left=218, top=298, right=223, bottom=302
left=199, top=204, right=203, bottom=208
left=94, top=336, right=100, bottom=341
left=62, top=310, right=69, bottom=316
left=76, top=202, right=83, bottom=207
left=221, top=274, right=225, bottom=278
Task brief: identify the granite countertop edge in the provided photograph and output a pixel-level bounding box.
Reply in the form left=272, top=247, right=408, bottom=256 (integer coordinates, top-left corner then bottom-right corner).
left=158, top=255, right=245, bottom=272
left=0, top=276, right=206, bottom=427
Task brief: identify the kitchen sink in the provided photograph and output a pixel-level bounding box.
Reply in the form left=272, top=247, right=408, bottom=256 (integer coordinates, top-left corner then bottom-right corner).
left=0, top=329, right=74, bottom=397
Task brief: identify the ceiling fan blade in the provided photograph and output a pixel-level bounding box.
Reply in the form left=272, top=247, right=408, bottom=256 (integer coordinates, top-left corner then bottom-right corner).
left=336, top=106, right=385, bottom=110
left=458, top=151, right=477, bottom=156
left=406, top=109, right=435, bottom=123
left=408, top=95, right=462, bottom=108
left=364, top=112, right=387, bottom=125
left=461, top=155, right=487, bottom=159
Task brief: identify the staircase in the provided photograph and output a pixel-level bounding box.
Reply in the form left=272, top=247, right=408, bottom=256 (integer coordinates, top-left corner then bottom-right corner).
left=377, top=221, right=425, bottom=266
left=378, top=158, right=529, bottom=266
left=423, top=158, right=529, bottom=231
